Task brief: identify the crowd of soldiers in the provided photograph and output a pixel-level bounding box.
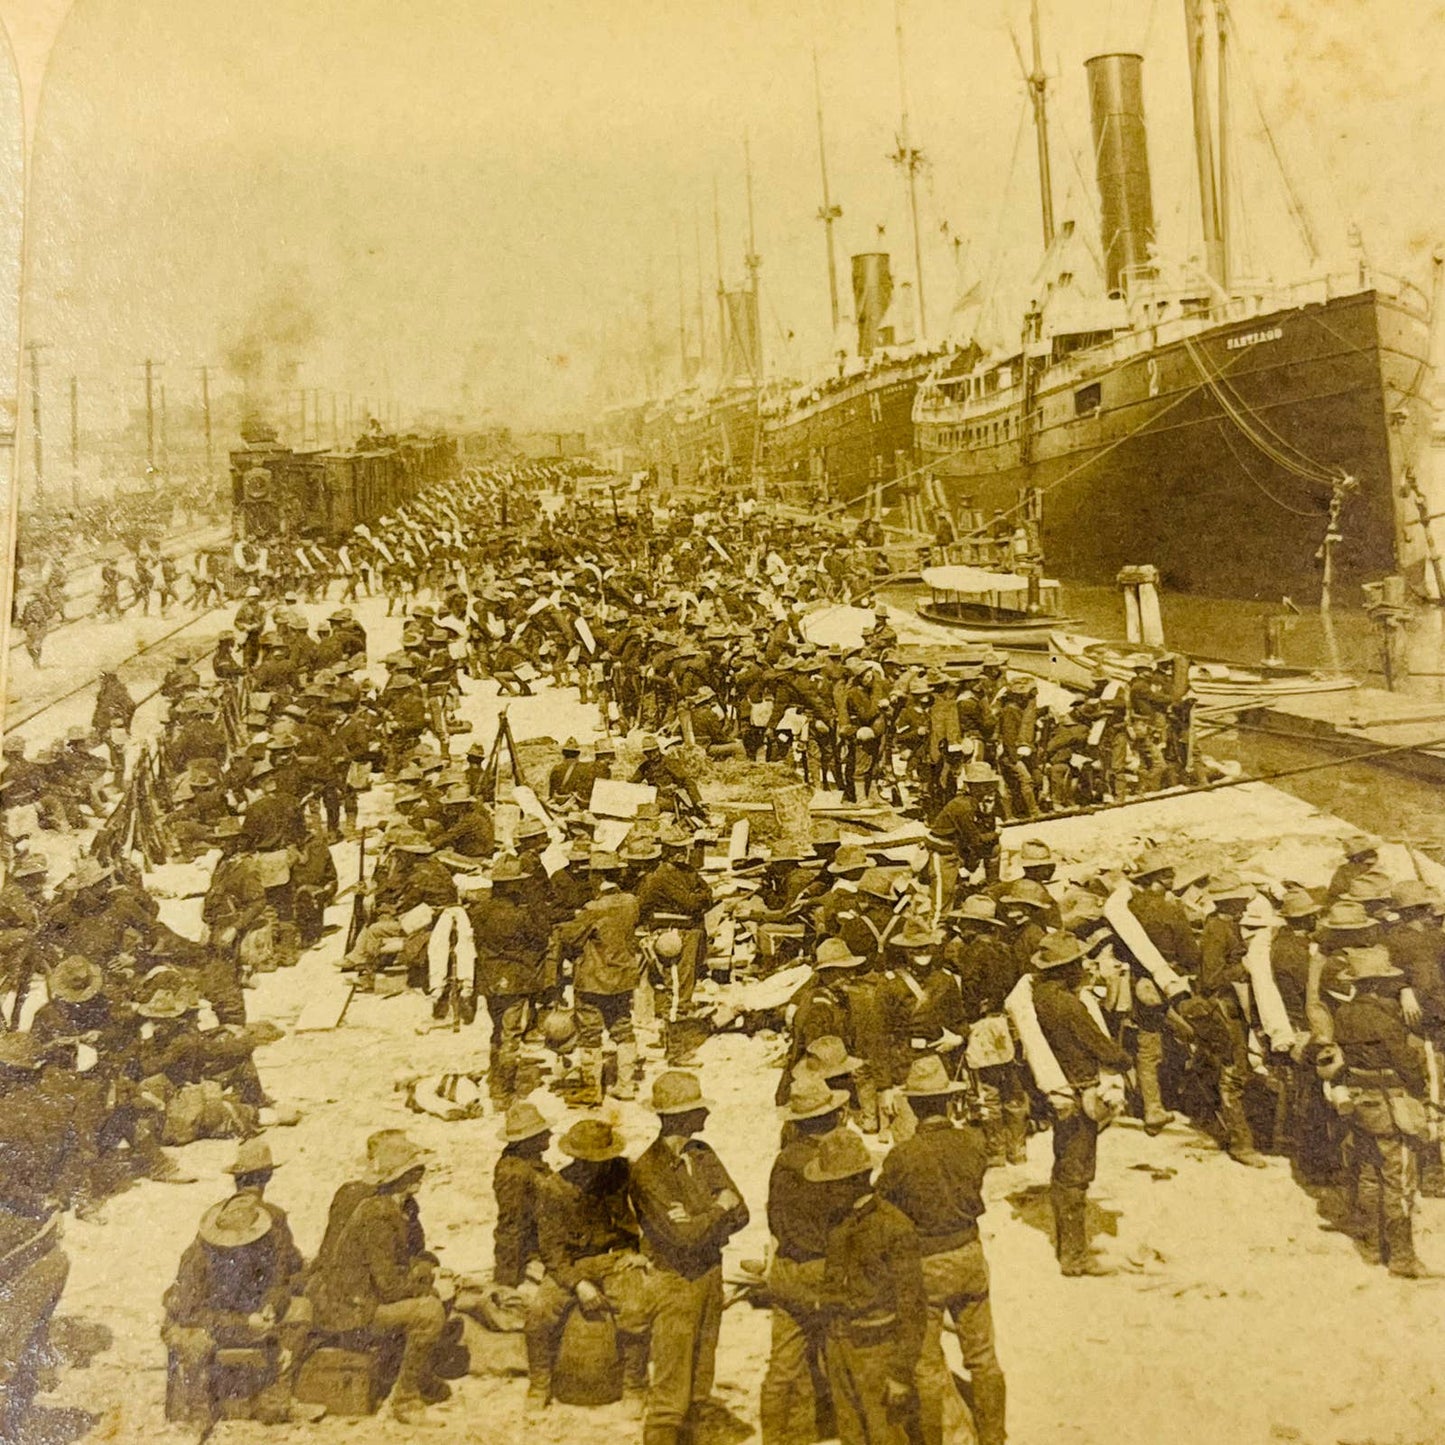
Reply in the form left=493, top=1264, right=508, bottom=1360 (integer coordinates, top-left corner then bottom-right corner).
left=0, top=456, right=1442, bottom=1442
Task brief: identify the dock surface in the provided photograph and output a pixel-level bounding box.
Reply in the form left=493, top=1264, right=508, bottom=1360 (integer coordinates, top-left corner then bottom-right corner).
left=1241, top=685, right=1445, bottom=778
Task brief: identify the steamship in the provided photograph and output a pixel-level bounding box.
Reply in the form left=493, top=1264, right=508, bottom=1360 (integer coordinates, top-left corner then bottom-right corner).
left=760, top=252, right=935, bottom=506
left=638, top=383, right=761, bottom=491
left=913, top=17, right=1435, bottom=602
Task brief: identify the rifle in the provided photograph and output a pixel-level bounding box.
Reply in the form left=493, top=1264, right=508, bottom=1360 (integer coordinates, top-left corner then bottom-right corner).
left=345, top=829, right=368, bottom=955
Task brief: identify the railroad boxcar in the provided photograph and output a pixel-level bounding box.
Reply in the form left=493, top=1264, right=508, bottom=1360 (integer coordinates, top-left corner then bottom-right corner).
left=231, top=426, right=456, bottom=541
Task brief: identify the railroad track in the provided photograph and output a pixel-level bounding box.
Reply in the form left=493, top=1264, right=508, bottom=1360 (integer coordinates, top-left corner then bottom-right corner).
left=10, top=522, right=229, bottom=651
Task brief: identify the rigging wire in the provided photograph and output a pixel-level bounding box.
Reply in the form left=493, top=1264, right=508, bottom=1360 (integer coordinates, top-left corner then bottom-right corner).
left=975, top=99, right=1033, bottom=348
left=1215, top=0, right=1320, bottom=265
left=1182, top=333, right=1342, bottom=486
left=1214, top=421, right=1328, bottom=518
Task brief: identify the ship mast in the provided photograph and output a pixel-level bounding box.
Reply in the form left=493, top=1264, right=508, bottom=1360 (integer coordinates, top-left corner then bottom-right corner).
left=1216, top=0, right=1232, bottom=285
left=694, top=207, right=707, bottom=375
left=813, top=49, right=843, bottom=336
left=890, top=0, right=927, bottom=343
left=743, top=131, right=763, bottom=382
left=1183, top=0, right=1227, bottom=290
left=675, top=221, right=688, bottom=385
left=1026, top=0, right=1056, bottom=250
left=713, top=177, right=728, bottom=385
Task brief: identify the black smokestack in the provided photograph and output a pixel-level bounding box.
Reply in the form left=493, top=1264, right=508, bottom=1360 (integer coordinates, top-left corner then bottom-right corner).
left=1085, top=53, right=1156, bottom=297
left=851, top=253, right=893, bottom=357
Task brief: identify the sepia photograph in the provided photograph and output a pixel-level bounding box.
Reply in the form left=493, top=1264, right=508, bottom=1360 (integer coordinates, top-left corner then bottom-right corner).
left=0, top=1, right=1443, bottom=1442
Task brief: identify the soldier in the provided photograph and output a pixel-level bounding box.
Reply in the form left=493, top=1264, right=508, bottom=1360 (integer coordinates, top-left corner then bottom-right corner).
left=761, top=1069, right=853, bottom=1445
left=470, top=857, right=555, bottom=1107
left=525, top=1118, right=650, bottom=1415
left=1185, top=875, right=1267, bottom=1167
left=1031, top=932, right=1134, bottom=1276
left=630, top=1071, right=749, bottom=1445
left=234, top=588, right=268, bottom=670
left=1126, top=850, right=1203, bottom=1136
left=97, top=560, right=123, bottom=620
left=0, top=1035, right=75, bottom=1439
left=547, top=737, right=587, bottom=805
left=877, top=1055, right=1006, bottom=1445
left=1319, top=937, right=1436, bottom=1277
left=550, top=851, right=642, bottom=1104
left=434, top=785, right=495, bottom=859
left=157, top=553, right=182, bottom=615
left=637, top=734, right=705, bottom=821
left=637, top=823, right=713, bottom=1016
left=1326, top=835, right=1379, bottom=901
left=492, top=1099, right=554, bottom=1290
left=307, top=1132, right=449, bottom=1424
left=811, top=1128, right=927, bottom=1445
left=161, top=1140, right=305, bottom=1425
left=926, top=763, right=1002, bottom=894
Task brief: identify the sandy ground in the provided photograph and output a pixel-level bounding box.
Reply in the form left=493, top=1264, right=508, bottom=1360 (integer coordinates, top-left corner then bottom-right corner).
left=19, top=592, right=1445, bottom=1445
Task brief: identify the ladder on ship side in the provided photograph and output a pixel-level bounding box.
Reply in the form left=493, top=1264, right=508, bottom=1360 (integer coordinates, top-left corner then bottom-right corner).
left=1400, top=464, right=1445, bottom=603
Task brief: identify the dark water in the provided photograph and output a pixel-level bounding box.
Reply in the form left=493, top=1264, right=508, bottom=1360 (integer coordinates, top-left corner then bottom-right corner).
left=883, top=579, right=1445, bottom=850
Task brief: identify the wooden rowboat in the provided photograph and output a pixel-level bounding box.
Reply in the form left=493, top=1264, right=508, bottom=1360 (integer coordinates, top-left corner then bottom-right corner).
left=1049, top=630, right=1357, bottom=703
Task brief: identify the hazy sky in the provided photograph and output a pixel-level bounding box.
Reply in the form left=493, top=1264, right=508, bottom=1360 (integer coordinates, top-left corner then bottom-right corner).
left=11, top=0, right=1445, bottom=448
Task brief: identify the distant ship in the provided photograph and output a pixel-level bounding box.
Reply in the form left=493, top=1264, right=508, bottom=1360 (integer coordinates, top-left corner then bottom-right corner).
left=913, top=3, right=1436, bottom=602
left=638, top=382, right=761, bottom=491
left=759, top=19, right=940, bottom=511
left=761, top=252, right=936, bottom=507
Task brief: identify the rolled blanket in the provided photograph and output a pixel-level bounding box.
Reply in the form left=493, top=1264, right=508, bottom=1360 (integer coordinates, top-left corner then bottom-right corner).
left=1243, top=923, right=1295, bottom=1051
left=1004, top=972, right=1070, bottom=1101
left=1104, top=885, right=1188, bottom=998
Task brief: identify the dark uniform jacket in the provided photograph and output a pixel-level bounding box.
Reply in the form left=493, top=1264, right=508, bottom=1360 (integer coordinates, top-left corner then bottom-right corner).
left=767, top=1132, right=858, bottom=1264
left=877, top=1116, right=989, bottom=1254
left=636, top=860, right=712, bottom=927
left=470, top=892, right=553, bottom=997
left=492, top=1152, right=552, bottom=1288
left=309, top=1189, right=431, bottom=1331
left=818, top=1195, right=927, bottom=1384
left=629, top=1137, right=749, bottom=1279
left=1033, top=977, right=1132, bottom=1088
left=536, top=1159, right=640, bottom=1289
left=164, top=1196, right=304, bottom=1332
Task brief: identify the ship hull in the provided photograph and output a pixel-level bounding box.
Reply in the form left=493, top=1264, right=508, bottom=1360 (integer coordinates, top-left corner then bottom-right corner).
left=916, top=288, right=1433, bottom=602
left=640, top=390, right=760, bottom=489
left=762, top=359, right=932, bottom=502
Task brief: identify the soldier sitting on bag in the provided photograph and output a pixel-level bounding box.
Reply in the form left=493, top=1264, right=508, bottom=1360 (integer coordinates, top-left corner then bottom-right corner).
left=307, top=1132, right=452, bottom=1425
left=524, top=1118, right=651, bottom=1417
left=162, top=1141, right=307, bottom=1425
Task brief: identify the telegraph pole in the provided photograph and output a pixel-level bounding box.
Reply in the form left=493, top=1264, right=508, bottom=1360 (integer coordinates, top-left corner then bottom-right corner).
left=69, top=374, right=79, bottom=507
left=159, top=382, right=169, bottom=478
left=199, top=365, right=214, bottom=484
left=26, top=341, right=45, bottom=497
left=143, top=358, right=156, bottom=472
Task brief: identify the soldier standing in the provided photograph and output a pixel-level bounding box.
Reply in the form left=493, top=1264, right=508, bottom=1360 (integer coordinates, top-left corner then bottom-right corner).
left=877, top=1056, right=1005, bottom=1445
left=810, top=1129, right=927, bottom=1445
left=630, top=1071, right=750, bottom=1445
left=761, top=1069, right=853, bottom=1445
left=1030, top=932, right=1133, bottom=1277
